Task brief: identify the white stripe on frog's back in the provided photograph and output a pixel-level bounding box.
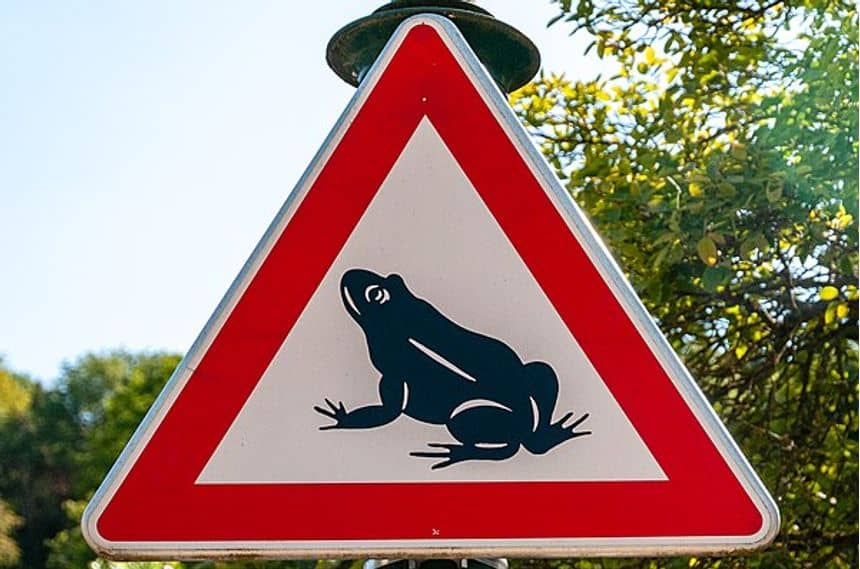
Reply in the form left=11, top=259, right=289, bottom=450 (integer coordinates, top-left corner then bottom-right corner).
left=450, top=399, right=513, bottom=418
left=407, top=337, right=479, bottom=383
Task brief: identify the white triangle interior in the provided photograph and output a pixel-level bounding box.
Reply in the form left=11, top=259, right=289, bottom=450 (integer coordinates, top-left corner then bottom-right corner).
left=197, top=118, right=666, bottom=483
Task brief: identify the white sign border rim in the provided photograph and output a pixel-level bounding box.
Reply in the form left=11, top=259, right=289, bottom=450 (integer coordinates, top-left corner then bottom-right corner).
left=82, top=14, right=780, bottom=560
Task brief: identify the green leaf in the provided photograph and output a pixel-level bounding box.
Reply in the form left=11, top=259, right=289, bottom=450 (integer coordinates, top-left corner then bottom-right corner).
left=689, top=182, right=705, bottom=197
left=644, top=46, right=657, bottom=65
left=702, top=265, right=732, bottom=292
left=717, top=182, right=737, bottom=197
left=739, top=238, right=757, bottom=258
left=825, top=302, right=837, bottom=324
left=697, top=236, right=718, bottom=265
left=708, top=231, right=726, bottom=245
left=820, top=286, right=840, bottom=301
left=739, top=231, right=767, bottom=258
left=765, top=179, right=784, bottom=202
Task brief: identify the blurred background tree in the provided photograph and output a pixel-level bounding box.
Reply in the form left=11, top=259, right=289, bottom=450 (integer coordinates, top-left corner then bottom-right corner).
left=511, top=0, right=857, bottom=567
left=1, top=354, right=354, bottom=569
left=0, top=353, right=181, bottom=569
left=0, top=499, right=21, bottom=567
left=0, top=0, right=856, bottom=568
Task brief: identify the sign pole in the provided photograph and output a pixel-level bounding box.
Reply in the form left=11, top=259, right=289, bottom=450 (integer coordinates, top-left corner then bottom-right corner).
left=329, top=3, right=539, bottom=566
left=326, top=1, right=540, bottom=93
left=365, top=558, right=509, bottom=569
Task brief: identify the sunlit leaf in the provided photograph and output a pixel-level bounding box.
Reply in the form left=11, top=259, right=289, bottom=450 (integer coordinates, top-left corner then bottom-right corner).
left=697, top=236, right=718, bottom=266
left=820, top=286, right=840, bottom=301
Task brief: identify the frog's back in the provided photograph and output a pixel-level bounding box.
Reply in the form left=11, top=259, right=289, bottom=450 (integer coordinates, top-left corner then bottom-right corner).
left=405, top=297, right=526, bottom=373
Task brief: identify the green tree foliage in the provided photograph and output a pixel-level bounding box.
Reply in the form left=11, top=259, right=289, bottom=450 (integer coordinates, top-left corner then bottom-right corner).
left=0, top=352, right=339, bottom=569
left=43, top=499, right=96, bottom=569
left=0, top=499, right=21, bottom=568
left=511, top=0, right=857, bottom=567
left=0, top=353, right=181, bottom=569
left=0, top=361, right=29, bottom=566
left=0, top=361, right=33, bottom=421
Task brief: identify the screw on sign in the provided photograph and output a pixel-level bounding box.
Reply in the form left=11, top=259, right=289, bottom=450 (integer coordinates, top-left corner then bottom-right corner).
left=82, top=8, right=778, bottom=564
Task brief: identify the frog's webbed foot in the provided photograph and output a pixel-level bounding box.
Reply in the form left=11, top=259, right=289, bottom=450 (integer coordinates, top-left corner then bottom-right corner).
left=314, top=398, right=350, bottom=430
left=410, top=442, right=517, bottom=469
left=410, top=443, right=470, bottom=470
left=525, top=411, right=591, bottom=455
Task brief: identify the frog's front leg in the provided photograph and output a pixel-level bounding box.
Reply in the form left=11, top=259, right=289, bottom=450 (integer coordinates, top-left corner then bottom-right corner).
left=314, top=375, right=404, bottom=430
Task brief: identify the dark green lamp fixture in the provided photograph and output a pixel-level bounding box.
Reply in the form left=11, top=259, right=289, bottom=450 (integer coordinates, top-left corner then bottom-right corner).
left=326, top=0, right=540, bottom=92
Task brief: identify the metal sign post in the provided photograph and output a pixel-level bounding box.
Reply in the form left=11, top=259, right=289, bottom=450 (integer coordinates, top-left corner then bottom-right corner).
left=365, top=559, right=507, bottom=569
left=327, top=1, right=539, bottom=93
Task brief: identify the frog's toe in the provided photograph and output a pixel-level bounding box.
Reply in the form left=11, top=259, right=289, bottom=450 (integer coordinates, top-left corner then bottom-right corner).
left=554, top=411, right=574, bottom=427
left=556, top=411, right=591, bottom=434
left=410, top=442, right=459, bottom=458
left=410, top=443, right=467, bottom=469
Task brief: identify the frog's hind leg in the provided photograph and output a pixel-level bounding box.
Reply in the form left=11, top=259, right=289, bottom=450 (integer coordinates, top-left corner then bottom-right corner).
left=523, top=361, right=591, bottom=454
left=410, top=401, right=520, bottom=469
left=523, top=361, right=565, bottom=434
left=410, top=441, right=517, bottom=469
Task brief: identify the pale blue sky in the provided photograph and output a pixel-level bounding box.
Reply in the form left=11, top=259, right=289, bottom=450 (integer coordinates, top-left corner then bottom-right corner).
left=1, top=1, right=601, bottom=382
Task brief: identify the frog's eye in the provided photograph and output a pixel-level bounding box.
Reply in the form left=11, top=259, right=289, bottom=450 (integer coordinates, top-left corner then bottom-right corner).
left=364, top=284, right=390, bottom=305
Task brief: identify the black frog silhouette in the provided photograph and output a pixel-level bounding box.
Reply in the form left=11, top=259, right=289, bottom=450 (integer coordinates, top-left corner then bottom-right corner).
left=314, top=268, right=591, bottom=469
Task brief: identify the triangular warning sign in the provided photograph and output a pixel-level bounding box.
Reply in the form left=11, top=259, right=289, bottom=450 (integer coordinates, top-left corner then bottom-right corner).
left=83, top=15, right=778, bottom=560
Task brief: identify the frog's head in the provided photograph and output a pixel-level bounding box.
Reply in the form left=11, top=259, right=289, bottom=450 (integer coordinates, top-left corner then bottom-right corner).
left=340, top=268, right=408, bottom=325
